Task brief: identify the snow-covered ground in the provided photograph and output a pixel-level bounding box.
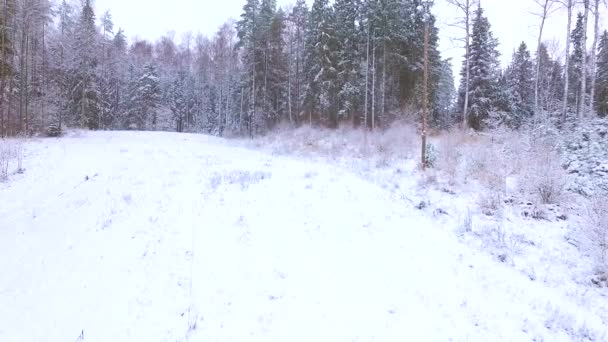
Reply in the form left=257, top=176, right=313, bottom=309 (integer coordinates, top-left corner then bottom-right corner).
left=1, top=130, right=607, bottom=342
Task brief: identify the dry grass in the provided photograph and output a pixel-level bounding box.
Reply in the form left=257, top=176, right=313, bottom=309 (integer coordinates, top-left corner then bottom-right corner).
left=586, top=192, right=608, bottom=272
left=255, top=121, right=419, bottom=165
left=0, top=135, right=26, bottom=182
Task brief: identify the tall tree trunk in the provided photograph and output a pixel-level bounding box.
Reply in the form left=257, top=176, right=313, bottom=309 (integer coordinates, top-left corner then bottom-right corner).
left=288, top=32, right=293, bottom=124
left=463, top=0, right=470, bottom=128
left=42, top=21, right=46, bottom=128
left=562, top=0, right=573, bottom=123
left=580, top=0, right=590, bottom=118
left=381, top=39, right=386, bottom=121
left=589, top=0, right=600, bottom=116
left=422, top=18, right=430, bottom=170
left=364, top=24, right=370, bottom=129
left=371, top=36, right=376, bottom=131
left=534, top=0, right=550, bottom=123
left=0, top=0, right=5, bottom=137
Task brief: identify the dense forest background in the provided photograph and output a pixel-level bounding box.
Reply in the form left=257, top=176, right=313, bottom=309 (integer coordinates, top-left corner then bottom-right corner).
left=0, top=0, right=607, bottom=137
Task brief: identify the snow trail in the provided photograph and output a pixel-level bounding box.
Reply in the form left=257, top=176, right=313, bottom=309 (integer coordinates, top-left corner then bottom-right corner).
left=0, top=131, right=605, bottom=342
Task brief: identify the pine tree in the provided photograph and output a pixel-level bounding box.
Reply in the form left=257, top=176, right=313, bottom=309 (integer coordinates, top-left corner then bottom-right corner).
left=73, top=0, right=100, bottom=129
left=303, top=0, right=340, bottom=127
left=506, top=42, right=534, bottom=126
left=169, top=70, right=195, bottom=132
left=334, top=0, right=362, bottom=124
left=0, top=2, right=14, bottom=136
left=236, top=0, right=260, bottom=135
left=457, top=5, right=500, bottom=130
left=434, top=58, right=456, bottom=128
left=596, top=30, right=608, bottom=116
left=129, top=63, right=160, bottom=130
left=568, top=13, right=585, bottom=117
left=266, top=9, right=288, bottom=126
left=289, top=0, right=308, bottom=122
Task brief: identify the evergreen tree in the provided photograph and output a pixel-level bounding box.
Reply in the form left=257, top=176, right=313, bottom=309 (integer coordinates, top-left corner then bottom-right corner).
left=289, top=0, right=308, bottom=121
left=0, top=2, right=14, bottom=136
left=457, top=5, right=501, bottom=130
left=129, top=63, right=160, bottom=130
left=434, top=58, right=456, bottom=128
left=536, top=43, right=564, bottom=116
left=303, top=0, right=340, bottom=127
left=236, top=0, right=260, bottom=135
left=596, top=30, right=608, bottom=116
left=266, top=9, right=288, bottom=126
left=568, top=13, right=585, bottom=116
left=334, top=0, right=362, bottom=123
left=73, top=0, right=100, bottom=129
left=506, top=42, right=534, bottom=126
left=169, top=70, right=195, bottom=132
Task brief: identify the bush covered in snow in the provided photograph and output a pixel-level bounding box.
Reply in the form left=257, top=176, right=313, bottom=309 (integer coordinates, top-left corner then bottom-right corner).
left=585, top=192, right=608, bottom=274
left=0, top=135, right=26, bottom=182
left=559, top=118, right=608, bottom=196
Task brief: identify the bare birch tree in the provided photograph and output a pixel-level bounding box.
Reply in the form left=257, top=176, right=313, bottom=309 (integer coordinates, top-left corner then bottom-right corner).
left=560, top=0, right=574, bottom=122
left=532, top=0, right=558, bottom=122
left=445, top=0, right=476, bottom=128
left=588, top=0, right=605, bottom=116
left=580, top=0, right=590, bottom=118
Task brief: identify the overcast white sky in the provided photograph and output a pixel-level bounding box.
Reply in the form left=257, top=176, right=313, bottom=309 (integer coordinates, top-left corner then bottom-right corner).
left=94, top=0, right=607, bottom=76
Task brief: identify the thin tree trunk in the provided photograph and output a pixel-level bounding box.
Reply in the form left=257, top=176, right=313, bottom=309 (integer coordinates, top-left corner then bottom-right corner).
left=422, top=19, right=430, bottom=170
left=463, top=0, right=470, bottom=128
left=288, top=31, right=293, bottom=124
left=381, top=39, right=386, bottom=121
left=589, top=0, right=600, bottom=116
left=562, top=0, right=573, bottom=123
left=0, top=0, right=5, bottom=137
left=240, top=87, right=243, bottom=131
left=534, top=0, right=550, bottom=123
left=42, top=21, right=46, bottom=127
left=364, top=24, right=370, bottom=129
left=295, top=28, right=301, bottom=120
left=580, top=0, right=590, bottom=118
left=371, top=35, right=376, bottom=131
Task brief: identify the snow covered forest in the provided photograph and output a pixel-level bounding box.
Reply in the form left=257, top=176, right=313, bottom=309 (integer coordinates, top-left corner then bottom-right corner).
left=0, top=0, right=606, bottom=136
left=3, top=0, right=608, bottom=341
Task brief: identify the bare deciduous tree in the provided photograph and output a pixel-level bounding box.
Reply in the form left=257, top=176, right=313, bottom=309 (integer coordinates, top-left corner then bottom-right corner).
left=588, top=0, right=606, bottom=116
left=446, top=0, right=477, bottom=128
left=580, top=0, right=590, bottom=118
left=532, top=0, right=558, bottom=122
left=559, top=0, right=575, bottom=122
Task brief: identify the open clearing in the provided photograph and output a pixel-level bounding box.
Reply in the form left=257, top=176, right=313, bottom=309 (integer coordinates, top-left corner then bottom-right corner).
left=1, top=131, right=606, bottom=342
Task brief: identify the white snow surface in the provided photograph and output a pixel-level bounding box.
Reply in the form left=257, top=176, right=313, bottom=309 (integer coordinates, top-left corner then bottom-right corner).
left=1, top=131, right=607, bottom=342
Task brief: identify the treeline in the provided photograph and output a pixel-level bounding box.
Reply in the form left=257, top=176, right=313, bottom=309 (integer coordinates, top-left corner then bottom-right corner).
left=0, top=0, right=607, bottom=137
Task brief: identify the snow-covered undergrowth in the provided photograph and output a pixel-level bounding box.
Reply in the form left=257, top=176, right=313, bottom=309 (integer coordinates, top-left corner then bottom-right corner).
left=253, top=123, right=608, bottom=339
left=558, top=118, right=608, bottom=196
left=0, top=134, right=26, bottom=182
left=1, top=129, right=607, bottom=341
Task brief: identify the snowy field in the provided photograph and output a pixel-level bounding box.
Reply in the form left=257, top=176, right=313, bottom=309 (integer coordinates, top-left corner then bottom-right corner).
left=1, top=130, right=607, bottom=342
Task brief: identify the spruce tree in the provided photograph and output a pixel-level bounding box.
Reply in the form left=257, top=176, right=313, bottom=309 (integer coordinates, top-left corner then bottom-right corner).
left=568, top=13, right=585, bottom=117
left=73, top=0, right=100, bottom=129
left=0, top=3, right=13, bottom=137
left=435, top=58, right=456, bottom=128
left=506, top=42, right=534, bottom=126
left=457, top=5, right=501, bottom=130
left=289, top=0, right=309, bottom=121
left=334, top=0, right=362, bottom=123
left=596, top=30, right=608, bottom=116
left=303, top=0, right=340, bottom=127
left=133, top=63, right=161, bottom=130
left=236, top=0, right=260, bottom=135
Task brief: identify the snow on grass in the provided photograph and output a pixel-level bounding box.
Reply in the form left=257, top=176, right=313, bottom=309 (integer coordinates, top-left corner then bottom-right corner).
left=1, top=129, right=607, bottom=341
